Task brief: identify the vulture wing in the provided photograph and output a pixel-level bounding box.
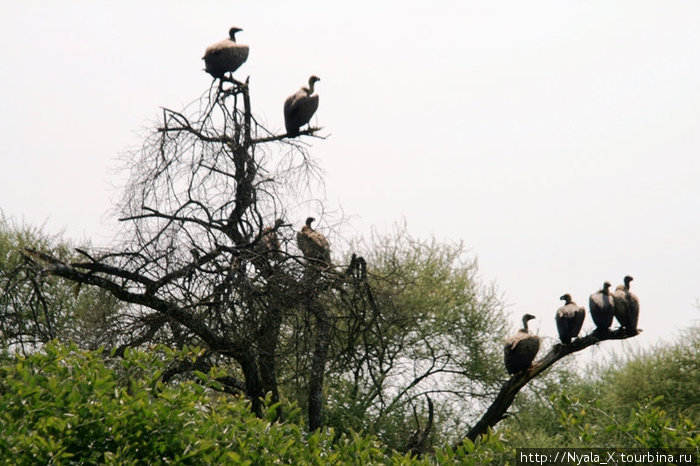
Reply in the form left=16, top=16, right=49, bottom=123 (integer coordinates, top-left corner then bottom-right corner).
left=297, top=228, right=331, bottom=264
left=613, top=287, right=630, bottom=328
left=284, top=91, right=319, bottom=136
left=556, top=304, right=585, bottom=344
left=203, top=40, right=249, bottom=78
left=589, top=291, right=614, bottom=330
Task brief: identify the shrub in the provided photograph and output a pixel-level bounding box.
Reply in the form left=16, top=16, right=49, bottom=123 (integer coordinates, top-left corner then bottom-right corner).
left=0, top=343, right=427, bottom=464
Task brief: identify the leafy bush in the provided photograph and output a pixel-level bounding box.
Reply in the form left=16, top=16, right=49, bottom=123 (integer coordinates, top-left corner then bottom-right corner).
left=0, top=217, right=123, bottom=352
left=0, top=343, right=430, bottom=464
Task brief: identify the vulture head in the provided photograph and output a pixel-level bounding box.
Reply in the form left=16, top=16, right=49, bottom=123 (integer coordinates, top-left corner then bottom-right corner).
left=602, top=281, right=612, bottom=294
left=559, top=293, right=573, bottom=304
left=521, top=313, right=536, bottom=329
left=624, top=275, right=634, bottom=287
left=228, top=27, right=243, bottom=41
left=307, top=75, right=320, bottom=92
left=305, top=217, right=315, bottom=227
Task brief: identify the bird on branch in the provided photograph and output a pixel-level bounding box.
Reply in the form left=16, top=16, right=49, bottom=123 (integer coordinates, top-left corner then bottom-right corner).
left=613, top=275, right=640, bottom=332
left=589, top=281, right=615, bottom=332
left=555, top=293, right=585, bottom=344
left=284, top=75, right=320, bottom=137
left=504, top=313, right=540, bottom=375
left=255, top=219, right=285, bottom=260
left=203, top=26, right=249, bottom=80
left=296, top=217, right=331, bottom=266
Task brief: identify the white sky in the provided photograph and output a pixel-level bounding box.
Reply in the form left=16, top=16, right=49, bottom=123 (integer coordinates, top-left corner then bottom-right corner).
left=1, top=2, right=698, bottom=358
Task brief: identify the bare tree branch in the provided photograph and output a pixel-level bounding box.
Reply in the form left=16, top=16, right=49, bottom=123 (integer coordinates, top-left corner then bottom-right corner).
left=23, top=249, right=226, bottom=350
left=458, top=326, right=642, bottom=445
left=251, top=127, right=326, bottom=145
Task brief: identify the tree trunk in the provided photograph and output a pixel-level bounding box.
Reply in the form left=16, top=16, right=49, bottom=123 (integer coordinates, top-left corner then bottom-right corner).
left=307, top=298, right=331, bottom=431
left=237, top=349, right=264, bottom=417
left=257, top=304, right=282, bottom=405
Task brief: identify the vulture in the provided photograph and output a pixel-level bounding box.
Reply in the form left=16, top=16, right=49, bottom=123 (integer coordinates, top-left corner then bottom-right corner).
left=504, top=314, right=540, bottom=375
left=555, top=293, right=586, bottom=344
left=255, top=219, right=284, bottom=260
left=613, top=275, right=639, bottom=331
left=589, top=281, right=615, bottom=332
left=203, top=27, right=249, bottom=79
left=296, top=217, right=331, bottom=265
left=284, top=75, right=320, bottom=137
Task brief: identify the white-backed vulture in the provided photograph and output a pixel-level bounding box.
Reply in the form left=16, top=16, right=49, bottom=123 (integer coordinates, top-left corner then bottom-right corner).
left=504, top=314, right=540, bottom=375
left=255, top=219, right=284, bottom=260
left=613, top=275, right=639, bottom=331
left=284, top=75, right=320, bottom=137
left=203, top=27, right=249, bottom=79
left=589, top=281, right=615, bottom=332
left=296, top=217, right=331, bottom=265
left=555, top=293, right=585, bottom=344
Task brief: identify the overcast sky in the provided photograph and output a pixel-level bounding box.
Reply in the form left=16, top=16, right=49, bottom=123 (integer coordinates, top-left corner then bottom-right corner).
left=1, top=2, right=698, bottom=359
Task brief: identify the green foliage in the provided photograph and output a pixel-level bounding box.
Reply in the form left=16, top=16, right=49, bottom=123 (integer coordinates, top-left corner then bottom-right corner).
left=435, top=431, right=516, bottom=466
left=0, top=215, right=122, bottom=351
left=0, top=342, right=448, bottom=464
left=364, top=227, right=507, bottom=380
left=596, top=325, right=700, bottom=421
left=0, top=216, right=71, bottom=348
left=319, top=226, right=509, bottom=450
left=4, top=339, right=692, bottom=463
left=550, top=393, right=698, bottom=449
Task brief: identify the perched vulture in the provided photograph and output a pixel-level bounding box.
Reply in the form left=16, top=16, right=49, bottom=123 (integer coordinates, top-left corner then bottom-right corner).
left=555, top=293, right=586, bottom=344
left=504, top=314, right=540, bottom=375
left=255, top=219, right=284, bottom=260
left=284, top=75, right=320, bottom=137
left=296, top=217, right=331, bottom=265
left=589, top=281, right=615, bottom=331
left=203, top=27, right=249, bottom=79
left=613, top=275, right=639, bottom=331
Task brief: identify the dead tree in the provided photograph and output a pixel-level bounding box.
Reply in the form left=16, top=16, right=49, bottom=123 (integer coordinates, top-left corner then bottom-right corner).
left=20, top=77, right=369, bottom=426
